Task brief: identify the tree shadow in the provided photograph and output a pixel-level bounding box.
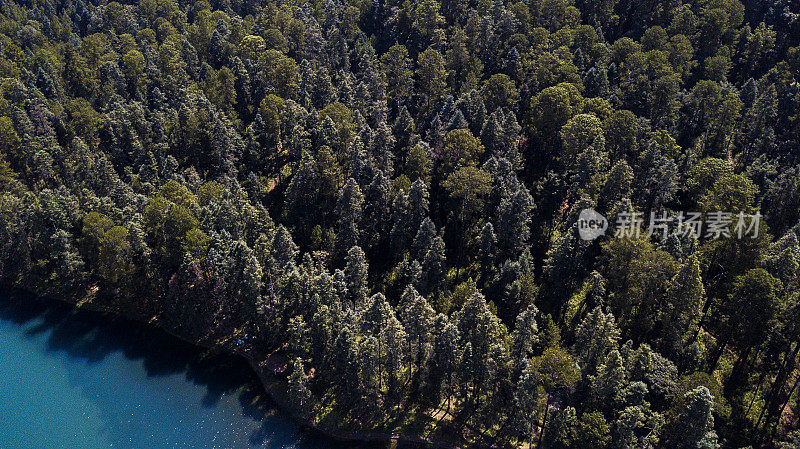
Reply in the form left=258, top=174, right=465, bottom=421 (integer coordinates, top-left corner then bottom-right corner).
left=1, top=291, right=194, bottom=375
left=0, top=291, right=395, bottom=448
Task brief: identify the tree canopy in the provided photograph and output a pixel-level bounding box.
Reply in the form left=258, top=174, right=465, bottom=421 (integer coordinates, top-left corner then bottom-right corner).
left=1, top=0, right=800, bottom=446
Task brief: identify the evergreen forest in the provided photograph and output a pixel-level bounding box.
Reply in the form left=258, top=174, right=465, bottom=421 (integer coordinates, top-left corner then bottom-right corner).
left=1, top=0, right=800, bottom=446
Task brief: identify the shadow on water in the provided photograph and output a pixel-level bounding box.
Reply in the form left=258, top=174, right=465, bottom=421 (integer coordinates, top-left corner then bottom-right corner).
left=0, top=290, right=393, bottom=449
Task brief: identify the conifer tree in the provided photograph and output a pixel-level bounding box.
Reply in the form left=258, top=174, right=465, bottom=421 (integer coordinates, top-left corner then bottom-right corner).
left=344, top=246, right=369, bottom=309
left=590, top=350, right=628, bottom=409
left=288, top=358, right=313, bottom=417
left=665, top=386, right=719, bottom=449
left=574, top=307, right=621, bottom=372
left=661, top=255, right=705, bottom=354
left=397, top=286, right=436, bottom=368
left=335, top=178, right=364, bottom=259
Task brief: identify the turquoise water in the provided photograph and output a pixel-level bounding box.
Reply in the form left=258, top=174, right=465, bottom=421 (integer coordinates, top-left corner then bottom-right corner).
left=0, top=292, right=378, bottom=449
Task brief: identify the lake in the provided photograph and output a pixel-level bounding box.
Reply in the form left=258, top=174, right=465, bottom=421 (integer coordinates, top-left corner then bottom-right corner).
left=0, top=291, right=383, bottom=449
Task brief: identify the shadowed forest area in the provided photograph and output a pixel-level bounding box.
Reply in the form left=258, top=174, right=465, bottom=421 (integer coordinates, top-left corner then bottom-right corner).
left=0, top=0, right=799, bottom=447
left=0, top=291, right=386, bottom=448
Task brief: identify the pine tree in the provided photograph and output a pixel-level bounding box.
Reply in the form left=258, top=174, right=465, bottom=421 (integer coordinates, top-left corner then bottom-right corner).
left=287, top=315, right=311, bottom=357
left=397, top=285, right=436, bottom=368
left=613, top=403, right=663, bottom=449
left=661, top=255, right=705, bottom=355
left=574, top=307, right=621, bottom=372
left=574, top=411, right=611, bottom=449
left=543, top=224, right=591, bottom=302
left=405, top=142, right=433, bottom=184
left=625, top=344, right=678, bottom=405
left=393, top=106, right=418, bottom=153
left=283, top=152, right=320, bottom=231
left=665, top=386, right=719, bottom=449
left=50, top=230, right=86, bottom=293
left=412, top=217, right=438, bottom=261
left=335, top=178, right=364, bottom=259
left=542, top=406, right=577, bottom=449
left=455, top=291, right=508, bottom=405
left=480, top=109, right=506, bottom=158
left=346, top=136, right=374, bottom=185
left=361, top=293, right=407, bottom=396
left=512, top=361, right=540, bottom=445
left=310, top=304, right=337, bottom=363
left=238, top=253, right=264, bottom=326
left=476, top=222, right=498, bottom=282
left=361, top=170, right=393, bottom=253
left=395, top=256, right=423, bottom=295
left=358, top=335, right=381, bottom=408
left=384, top=315, right=408, bottom=402
left=589, top=350, right=628, bottom=409
left=288, top=357, right=313, bottom=417
left=380, top=45, right=414, bottom=105
left=424, top=313, right=460, bottom=407
left=598, top=159, right=634, bottom=209
left=368, top=121, right=396, bottom=177
left=416, top=47, right=447, bottom=101
left=390, top=179, right=429, bottom=256
left=344, top=246, right=369, bottom=309
left=420, top=236, right=447, bottom=296
left=495, top=185, right=534, bottom=259
left=407, top=179, right=430, bottom=233
left=532, top=345, right=581, bottom=447
left=272, top=225, right=299, bottom=270
left=634, top=141, right=678, bottom=212
left=763, top=230, right=800, bottom=285
left=332, top=326, right=360, bottom=403
left=710, top=268, right=782, bottom=372
left=511, top=303, right=540, bottom=365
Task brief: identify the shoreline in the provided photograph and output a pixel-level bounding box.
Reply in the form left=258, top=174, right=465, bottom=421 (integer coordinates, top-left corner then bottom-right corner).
left=10, top=288, right=487, bottom=449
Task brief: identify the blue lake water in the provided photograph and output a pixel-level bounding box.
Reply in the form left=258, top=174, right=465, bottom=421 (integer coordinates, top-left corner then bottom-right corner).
left=0, top=292, right=380, bottom=449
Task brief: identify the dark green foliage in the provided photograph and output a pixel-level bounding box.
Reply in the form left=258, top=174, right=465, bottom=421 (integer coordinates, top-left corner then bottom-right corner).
left=2, top=0, right=800, bottom=446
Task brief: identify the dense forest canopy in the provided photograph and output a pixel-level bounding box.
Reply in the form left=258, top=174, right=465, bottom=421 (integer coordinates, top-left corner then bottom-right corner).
left=0, top=0, right=799, bottom=446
